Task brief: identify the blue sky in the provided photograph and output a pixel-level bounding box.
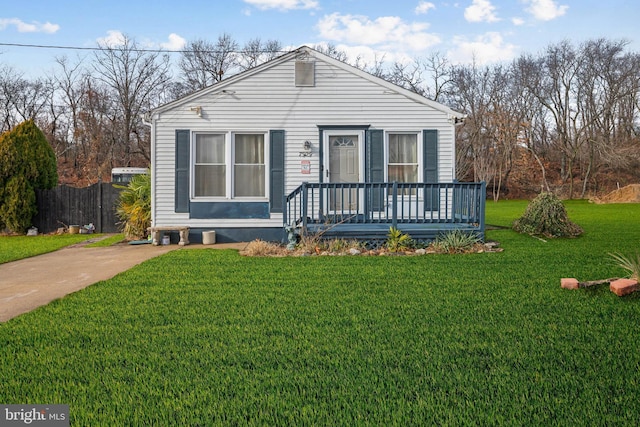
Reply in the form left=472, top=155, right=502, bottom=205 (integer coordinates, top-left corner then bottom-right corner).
left=1, top=0, right=638, bottom=77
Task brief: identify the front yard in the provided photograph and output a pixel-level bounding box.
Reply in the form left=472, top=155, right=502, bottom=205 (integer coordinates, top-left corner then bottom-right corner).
left=0, top=201, right=639, bottom=425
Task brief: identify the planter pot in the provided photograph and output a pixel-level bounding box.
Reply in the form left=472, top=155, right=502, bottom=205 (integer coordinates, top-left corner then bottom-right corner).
left=202, top=231, right=216, bottom=245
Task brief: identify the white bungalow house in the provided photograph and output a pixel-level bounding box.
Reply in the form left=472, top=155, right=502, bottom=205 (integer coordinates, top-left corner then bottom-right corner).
left=148, top=46, right=485, bottom=244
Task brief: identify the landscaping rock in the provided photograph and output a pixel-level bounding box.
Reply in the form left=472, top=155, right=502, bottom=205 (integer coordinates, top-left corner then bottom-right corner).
left=349, top=248, right=361, bottom=256
left=609, top=278, right=639, bottom=296
left=561, top=278, right=580, bottom=290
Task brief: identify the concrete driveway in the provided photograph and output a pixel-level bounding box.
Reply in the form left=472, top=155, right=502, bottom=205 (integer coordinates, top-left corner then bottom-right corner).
left=0, top=240, right=247, bottom=322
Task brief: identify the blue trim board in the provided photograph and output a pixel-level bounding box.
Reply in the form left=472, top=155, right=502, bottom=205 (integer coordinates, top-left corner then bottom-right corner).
left=189, top=201, right=270, bottom=219
left=182, top=227, right=285, bottom=244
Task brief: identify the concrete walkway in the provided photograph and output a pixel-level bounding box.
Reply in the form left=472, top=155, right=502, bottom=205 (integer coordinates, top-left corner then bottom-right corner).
left=0, top=240, right=247, bottom=322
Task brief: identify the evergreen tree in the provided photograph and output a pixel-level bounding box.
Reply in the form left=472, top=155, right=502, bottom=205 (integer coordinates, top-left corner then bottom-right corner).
left=0, top=120, right=58, bottom=233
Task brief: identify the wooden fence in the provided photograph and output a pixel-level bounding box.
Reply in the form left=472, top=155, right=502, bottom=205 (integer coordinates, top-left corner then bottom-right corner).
left=33, top=183, right=123, bottom=234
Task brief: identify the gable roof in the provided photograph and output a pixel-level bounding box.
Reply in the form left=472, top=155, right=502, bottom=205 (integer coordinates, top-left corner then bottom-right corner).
left=153, top=45, right=464, bottom=119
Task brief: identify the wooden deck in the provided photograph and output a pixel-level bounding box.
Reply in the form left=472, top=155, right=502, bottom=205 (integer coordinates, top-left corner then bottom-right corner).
left=284, top=181, right=486, bottom=242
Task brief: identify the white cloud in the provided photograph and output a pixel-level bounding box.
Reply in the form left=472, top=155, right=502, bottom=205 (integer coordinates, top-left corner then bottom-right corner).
left=243, top=0, right=319, bottom=11
left=523, top=0, right=568, bottom=21
left=0, top=18, right=59, bottom=33
left=415, top=1, right=436, bottom=15
left=511, top=17, right=525, bottom=26
left=464, top=0, right=500, bottom=23
left=96, top=30, right=127, bottom=47
left=448, top=32, right=518, bottom=64
left=316, top=13, right=440, bottom=52
left=161, top=33, right=186, bottom=51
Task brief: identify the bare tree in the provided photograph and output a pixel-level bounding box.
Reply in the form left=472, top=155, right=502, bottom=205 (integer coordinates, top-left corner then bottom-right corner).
left=447, top=61, right=495, bottom=185
left=50, top=56, right=88, bottom=161
left=576, top=39, right=640, bottom=196
left=179, top=34, right=239, bottom=92
left=92, top=34, right=172, bottom=165
left=238, top=38, right=283, bottom=71
left=312, top=43, right=348, bottom=63
left=384, top=61, right=427, bottom=96
left=422, top=52, right=452, bottom=102
left=0, top=66, right=50, bottom=132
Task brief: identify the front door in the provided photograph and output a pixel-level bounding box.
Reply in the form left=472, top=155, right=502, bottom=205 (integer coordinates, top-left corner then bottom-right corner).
left=325, top=131, right=364, bottom=211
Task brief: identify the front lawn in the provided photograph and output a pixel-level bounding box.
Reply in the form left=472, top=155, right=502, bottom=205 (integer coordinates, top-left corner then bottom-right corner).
left=1, top=201, right=639, bottom=425
left=0, top=234, right=102, bottom=264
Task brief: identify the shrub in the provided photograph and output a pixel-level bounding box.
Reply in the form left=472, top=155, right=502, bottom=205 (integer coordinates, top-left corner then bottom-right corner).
left=512, top=192, right=583, bottom=238
left=0, top=176, right=36, bottom=233
left=386, top=227, right=413, bottom=252
left=116, top=171, right=151, bottom=240
left=431, top=229, right=482, bottom=254
left=0, top=120, right=57, bottom=233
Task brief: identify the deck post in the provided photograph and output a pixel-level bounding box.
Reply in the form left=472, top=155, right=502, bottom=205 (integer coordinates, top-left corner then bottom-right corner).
left=282, top=193, right=287, bottom=227
left=392, top=181, right=398, bottom=230
left=301, top=182, right=309, bottom=231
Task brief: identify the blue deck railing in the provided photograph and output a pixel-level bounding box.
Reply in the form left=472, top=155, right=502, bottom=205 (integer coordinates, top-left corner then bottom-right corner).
left=284, top=181, right=486, bottom=241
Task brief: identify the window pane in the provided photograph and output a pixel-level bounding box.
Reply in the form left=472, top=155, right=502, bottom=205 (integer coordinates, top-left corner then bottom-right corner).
left=388, top=133, right=418, bottom=187
left=196, top=134, right=225, bottom=163
left=235, top=134, right=264, bottom=164
left=234, top=165, right=265, bottom=197
left=389, top=134, right=417, bottom=163
left=388, top=165, right=418, bottom=183
left=194, top=165, right=225, bottom=197
left=234, top=134, right=265, bottom=197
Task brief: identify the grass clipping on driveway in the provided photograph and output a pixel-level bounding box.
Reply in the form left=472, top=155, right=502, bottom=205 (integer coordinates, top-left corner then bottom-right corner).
left=0, top=201, right=639, bottom=425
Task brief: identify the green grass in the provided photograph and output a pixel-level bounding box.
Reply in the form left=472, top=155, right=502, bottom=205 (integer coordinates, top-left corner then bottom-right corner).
left=84, top=233, right=126, bottom=248
left=0, top=234, right=101, bottom=264
left=1, top=202, right=639, bottom=425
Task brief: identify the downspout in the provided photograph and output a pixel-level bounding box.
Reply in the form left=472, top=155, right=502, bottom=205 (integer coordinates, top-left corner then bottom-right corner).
left=451, top=114, right=466, bottom=182
left=141, top=112, right=156, bottom=231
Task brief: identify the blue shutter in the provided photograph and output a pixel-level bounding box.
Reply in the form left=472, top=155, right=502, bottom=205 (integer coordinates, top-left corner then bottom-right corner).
left=367, top=129, right=384, bottom=182
left=175, top=129, right=190, bottom=213
left=269, top=130, right=285, bottom=213
left=366, top=129, right=384, bottom=211
left=423, top=130, right=438, bottom=210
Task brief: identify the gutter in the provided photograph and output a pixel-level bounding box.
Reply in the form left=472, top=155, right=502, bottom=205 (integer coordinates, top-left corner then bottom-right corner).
left=141, top=112, right=156, bottom=230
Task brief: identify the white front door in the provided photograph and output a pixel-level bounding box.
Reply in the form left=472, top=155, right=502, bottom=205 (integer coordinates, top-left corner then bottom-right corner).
left=324, top=131, right=364, bottom=211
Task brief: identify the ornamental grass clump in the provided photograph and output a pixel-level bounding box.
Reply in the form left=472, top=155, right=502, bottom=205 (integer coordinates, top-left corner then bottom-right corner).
left=431, top=229, right=482, bottom=254
left=609, top=252, right=640, bottom=280
left=512, top=192, right=583, bottom=238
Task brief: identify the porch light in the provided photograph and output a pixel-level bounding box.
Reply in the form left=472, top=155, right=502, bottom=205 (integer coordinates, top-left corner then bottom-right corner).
left=299, top=140, right=312, bottom=157
left=189, top=106, right=202, bottom=117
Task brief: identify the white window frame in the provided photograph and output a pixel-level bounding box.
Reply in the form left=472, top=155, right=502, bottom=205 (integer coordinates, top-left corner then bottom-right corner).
left=385, top=132, right=422, bottom=183
left=191, top=131, right=269, bottom=201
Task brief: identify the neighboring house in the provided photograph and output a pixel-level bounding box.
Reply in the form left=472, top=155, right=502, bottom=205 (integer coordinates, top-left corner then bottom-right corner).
left=149, top=46, right=485, bottom=244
